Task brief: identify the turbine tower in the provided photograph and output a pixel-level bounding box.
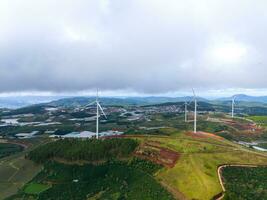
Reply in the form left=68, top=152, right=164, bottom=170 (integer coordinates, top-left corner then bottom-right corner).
left=192, top=88, right=197, bottom=133
left=231, top=95, right=236, bottom=118
left=184, top=101, right=187, bottom=122
left=85, top=89, right=107, bottom=139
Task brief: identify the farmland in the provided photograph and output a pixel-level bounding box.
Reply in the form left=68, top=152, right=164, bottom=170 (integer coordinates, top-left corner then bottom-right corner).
left=0, top=143, right=23, bottom=159
left=0, top=139, right=45, bottom=200
left=7, top=160, right=173, bottom=200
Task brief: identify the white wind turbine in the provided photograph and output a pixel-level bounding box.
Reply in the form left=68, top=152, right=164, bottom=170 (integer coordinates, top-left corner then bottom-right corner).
left=192, top=88, right=197, bottom=133
left=85, top=89, right=107, bottom=139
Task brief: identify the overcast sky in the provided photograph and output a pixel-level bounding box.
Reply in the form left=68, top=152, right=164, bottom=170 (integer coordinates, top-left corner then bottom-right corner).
left=0, top=0, right=267, bottom=97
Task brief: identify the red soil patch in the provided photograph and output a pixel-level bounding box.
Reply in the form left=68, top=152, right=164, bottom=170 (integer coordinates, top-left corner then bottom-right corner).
left=103, top=134, right=180, bottom=167
left=103, top=134, right=148, bottom=139
left=134, top=141, right=180, bottom=168
left=186, top=131, right=224, bottom=140
left=221, top=119, right=263, bottom=133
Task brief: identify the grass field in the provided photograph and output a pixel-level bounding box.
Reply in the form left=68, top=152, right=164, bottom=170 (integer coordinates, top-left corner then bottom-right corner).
left=247, top=115, right=267, bottom=124
left=24, top=183, right=50, bottom=194
left=247, top=115, right=267, bottom=129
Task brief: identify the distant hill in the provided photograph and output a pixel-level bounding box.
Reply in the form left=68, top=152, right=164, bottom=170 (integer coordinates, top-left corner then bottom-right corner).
left=46, top=96, right=209, bottom=107
left=216, top=94, right=267, bottom=103
left=3, top=94, right=267, bottom=110
left=144, top=101, right=216, bottom=112
left=0, top=96, right=65, bottom=109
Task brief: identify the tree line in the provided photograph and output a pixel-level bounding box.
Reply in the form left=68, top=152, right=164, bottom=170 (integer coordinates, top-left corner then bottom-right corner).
left=27, top=138, right=138, bottom=163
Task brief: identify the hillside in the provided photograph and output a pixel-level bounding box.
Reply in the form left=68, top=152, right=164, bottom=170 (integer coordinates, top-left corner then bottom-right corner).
left=3, top=131, right=267, bottom=200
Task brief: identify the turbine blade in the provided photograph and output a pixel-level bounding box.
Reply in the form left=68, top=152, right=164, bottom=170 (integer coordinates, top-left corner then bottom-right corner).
left=96, top=88, right=99, bottom=101
left=192, top=88, right=196, bottom=98
left=97, top=102, right=107, bottom=119
left=84, top=101, right=96, bottom=108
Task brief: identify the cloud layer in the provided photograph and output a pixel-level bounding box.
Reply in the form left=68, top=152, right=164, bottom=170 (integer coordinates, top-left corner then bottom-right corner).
left=0, top=0, right=267, bottom=94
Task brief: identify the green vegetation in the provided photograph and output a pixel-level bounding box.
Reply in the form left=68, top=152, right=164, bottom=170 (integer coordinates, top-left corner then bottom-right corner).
left=27, top=138, right=138, bottom=163
left=8, top=160, right=173, bottom=200
left=257, top=143, right=267, bottom=149
left=247, top=115, right=267, bottom=135
left=0, top=143, right=23, bottom=159
left=247, top=115, right=267, bottom=124
left=223, top=167, right=267, bottom=200
left=24, top=183, right=50, bottom=195
left=129, top=157, right=162, bottom=174
left=139, top=133, right=267, bottom=200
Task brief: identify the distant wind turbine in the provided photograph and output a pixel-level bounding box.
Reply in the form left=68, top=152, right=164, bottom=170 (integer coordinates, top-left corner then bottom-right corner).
left=85, top=89, right=107, bottom=139
left=192, top=88, right=197, bottom=133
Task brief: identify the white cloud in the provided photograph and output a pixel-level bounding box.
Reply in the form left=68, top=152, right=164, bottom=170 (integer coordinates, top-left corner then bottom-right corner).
left=0, top=0, right=267, bottom=95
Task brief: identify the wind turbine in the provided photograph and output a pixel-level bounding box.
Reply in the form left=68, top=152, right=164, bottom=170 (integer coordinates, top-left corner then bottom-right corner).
left=192, top=88, right=197, bottom=133
left=231, top=95, right=236, bottom=118
left=85, top=89, right=107, bottom=139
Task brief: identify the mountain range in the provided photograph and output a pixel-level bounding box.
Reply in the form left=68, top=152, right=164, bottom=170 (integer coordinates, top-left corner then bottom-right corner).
left=1, top=94, right=267, bottom=109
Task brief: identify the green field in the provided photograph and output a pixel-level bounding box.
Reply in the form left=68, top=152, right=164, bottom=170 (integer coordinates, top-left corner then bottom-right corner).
left=247, top=115, right=267, bottom=124
left=24, top=183, right=50, bottom=194
left=257, top=143, right=267, bottom=149
left=247, top=115, right=267, bottom=131
left=222, top=166, right=267, bottom=200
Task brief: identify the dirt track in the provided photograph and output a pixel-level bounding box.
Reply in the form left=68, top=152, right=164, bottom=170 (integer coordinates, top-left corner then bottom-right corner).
left=0, top=139, right=30, bottom=149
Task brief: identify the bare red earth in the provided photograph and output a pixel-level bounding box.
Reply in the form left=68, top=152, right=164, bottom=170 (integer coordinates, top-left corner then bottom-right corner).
left=134, top=141, right=180, bottom=168
left=186, top=131, right=224, bottom=140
